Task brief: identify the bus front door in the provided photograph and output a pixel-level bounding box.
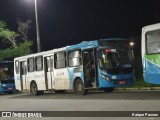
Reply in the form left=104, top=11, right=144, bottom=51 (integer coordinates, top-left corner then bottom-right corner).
left=82, top=48, right=97, bottom=88
left=44, top=56, right=54, bottom=90
left=20, top=61, right=27, bottom=90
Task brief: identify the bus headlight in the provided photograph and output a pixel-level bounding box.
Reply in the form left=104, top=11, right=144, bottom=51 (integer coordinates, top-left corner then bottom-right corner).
left=100, top=74, right=110, bottom=81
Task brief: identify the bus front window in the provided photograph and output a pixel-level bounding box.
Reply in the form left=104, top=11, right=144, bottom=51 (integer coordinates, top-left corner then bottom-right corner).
left=99, top=50, right=118, bottom=69
left=0, top=61, right=14, bottom=80
left=99, top=48, right=133, bottom=70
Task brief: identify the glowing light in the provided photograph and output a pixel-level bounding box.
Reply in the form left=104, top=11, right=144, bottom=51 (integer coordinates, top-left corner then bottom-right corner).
left=105, top=49, right=111, bottom=52
left=130, top=42, right=134, bottom=46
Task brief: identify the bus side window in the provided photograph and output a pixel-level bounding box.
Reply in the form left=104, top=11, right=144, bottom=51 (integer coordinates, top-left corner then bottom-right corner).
left=68, top=50, right=81, bottom=67
left=28, top=58, right=34, bottom=72
left=15, top=61, right=20, bottom=74
left=46, top=57, right=51, bottom=72
left=50, top=56, right=54, bottom=71
left=35, top=56, right=43, bottom=71
left=21, top=61, right=27, bottom=75
left=54, top=52, right=66, bottom=69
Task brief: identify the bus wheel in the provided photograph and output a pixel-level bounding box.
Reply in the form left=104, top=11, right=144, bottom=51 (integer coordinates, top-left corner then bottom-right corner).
left=104, top=87, right=114, bottom=92
left=75, top=79, right=87, bottom=95
left=31, top=82, right=38, bottom=96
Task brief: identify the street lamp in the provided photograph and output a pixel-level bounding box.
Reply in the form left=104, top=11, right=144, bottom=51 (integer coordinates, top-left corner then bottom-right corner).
left=34, top=0, right=41, bottom=52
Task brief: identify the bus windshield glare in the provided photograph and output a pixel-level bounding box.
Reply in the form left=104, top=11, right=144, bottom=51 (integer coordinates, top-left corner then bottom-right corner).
left=98, top=40, right=134, bottom=69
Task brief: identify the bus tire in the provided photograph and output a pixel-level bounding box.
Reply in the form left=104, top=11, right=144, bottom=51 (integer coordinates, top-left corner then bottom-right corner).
left=31, top=82, right=38, bottom=96
left=104, top=87, right=114, bottom=92
left=74, top=79, right=87, bottom=95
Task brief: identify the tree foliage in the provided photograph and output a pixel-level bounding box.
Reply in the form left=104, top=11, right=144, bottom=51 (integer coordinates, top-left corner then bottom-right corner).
left=0, top=21, right=17, bottom=47
left=0, top=41, right=32, bottom=61
left=17, top=18, right=32, bottom=41
left=0, top=19, right=33, bottom=61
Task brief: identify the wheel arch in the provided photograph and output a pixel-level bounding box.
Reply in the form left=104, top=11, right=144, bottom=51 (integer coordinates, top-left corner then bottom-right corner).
left=73, top=77, right=84, bottom=90
left=30, top=80, right=37, bottom=91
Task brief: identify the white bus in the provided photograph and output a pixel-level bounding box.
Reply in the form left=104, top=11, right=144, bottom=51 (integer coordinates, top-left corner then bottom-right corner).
left=14, top=39, right=135, bottom=95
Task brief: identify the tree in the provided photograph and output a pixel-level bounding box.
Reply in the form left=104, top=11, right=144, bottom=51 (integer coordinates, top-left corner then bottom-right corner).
left=0, top=21, right=17, bottom=47
left=0, top=19, right=33, bottom=61
left=17, top=18, right=32, bottom=41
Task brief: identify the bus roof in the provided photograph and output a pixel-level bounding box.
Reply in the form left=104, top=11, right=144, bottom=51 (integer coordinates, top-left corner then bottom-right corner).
left=14, top=38, right=127, bottom=61
left=67, top=38, right=127, bottom=50
left=142, top=23, right=160, bottom=32
left=14, top=47, right=66, bottom=61
left=100, top=38, right=127, bottom=41
left=67, top=40, right=98, bottom=50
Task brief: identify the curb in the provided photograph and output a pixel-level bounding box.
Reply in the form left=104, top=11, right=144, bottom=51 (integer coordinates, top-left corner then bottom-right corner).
left=15, top=87, right=160, bottom=94
left=115, top=87, right=160, bottom=91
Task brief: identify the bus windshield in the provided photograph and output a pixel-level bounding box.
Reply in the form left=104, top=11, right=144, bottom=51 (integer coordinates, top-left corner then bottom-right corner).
left=98, top=40, right=134, bottom=69
left=0, top=61, right=14, bottom=80
left=99, top=49, right=133, bottom=69
left=0, top=80, right=15, bottom=84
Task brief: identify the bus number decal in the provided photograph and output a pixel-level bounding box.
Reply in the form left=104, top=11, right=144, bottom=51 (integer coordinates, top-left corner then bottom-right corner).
left=74, top=73, right=81, bottom=77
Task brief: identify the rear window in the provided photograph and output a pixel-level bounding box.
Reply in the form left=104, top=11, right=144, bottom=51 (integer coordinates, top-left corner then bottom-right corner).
left=0, top=80, right=15, bottom=84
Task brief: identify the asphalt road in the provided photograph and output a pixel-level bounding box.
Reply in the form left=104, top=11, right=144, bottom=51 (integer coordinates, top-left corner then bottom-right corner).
left=0, top=90, right=160, bottom=100
left=0, top=91, right=160, bottom=120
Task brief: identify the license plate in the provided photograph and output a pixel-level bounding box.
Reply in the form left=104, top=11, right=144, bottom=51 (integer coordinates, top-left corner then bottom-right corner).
left=119, top=81, right=126, bottom=84
left=8, top=87, right=13, bottom=90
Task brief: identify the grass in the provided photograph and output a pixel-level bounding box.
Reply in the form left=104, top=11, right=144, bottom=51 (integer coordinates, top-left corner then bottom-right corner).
left=119, top=78, right=160, bottom=88
left=135, top=78, right=160, bottom=87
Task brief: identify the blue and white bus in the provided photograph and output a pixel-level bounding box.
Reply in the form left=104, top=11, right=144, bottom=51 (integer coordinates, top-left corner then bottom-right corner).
left=14, top=38, right=135, bottom=95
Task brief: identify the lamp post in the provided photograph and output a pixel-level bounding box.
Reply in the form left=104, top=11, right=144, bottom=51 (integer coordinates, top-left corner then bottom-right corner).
left=34, top=0, right=41, bottom=52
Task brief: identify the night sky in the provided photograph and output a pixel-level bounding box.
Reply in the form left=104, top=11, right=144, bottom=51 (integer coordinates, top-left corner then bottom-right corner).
left=0, top=0, right=160, bottom=53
